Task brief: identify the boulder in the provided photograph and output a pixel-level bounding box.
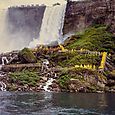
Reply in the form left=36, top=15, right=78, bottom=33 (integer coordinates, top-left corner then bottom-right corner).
left=18, top=48, right=37, bottom=63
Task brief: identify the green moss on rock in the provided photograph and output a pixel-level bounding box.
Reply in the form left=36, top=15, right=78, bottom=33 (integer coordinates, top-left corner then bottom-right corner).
left=19, top=48, right=37, bottom=63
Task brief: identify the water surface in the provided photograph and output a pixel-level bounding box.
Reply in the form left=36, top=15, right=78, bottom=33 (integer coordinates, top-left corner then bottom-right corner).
left=0, top=92, right=115, bottom=115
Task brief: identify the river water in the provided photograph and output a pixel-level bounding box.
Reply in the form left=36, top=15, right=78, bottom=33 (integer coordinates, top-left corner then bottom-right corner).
left=0, top=92, right=115, bottom=115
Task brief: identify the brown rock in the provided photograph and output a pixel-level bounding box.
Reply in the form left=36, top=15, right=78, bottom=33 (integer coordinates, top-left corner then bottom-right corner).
left=107, top=79, right=115, bottom=87
left=68, top=79, right=87, bottom=92
left=51, top=83, right=59, bottom=88
left=63, top=0, right=115, bottom=34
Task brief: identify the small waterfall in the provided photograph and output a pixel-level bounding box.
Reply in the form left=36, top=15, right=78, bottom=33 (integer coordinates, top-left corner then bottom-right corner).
left=0, top=56, right=9, bottom=70
left=0, top=56, right=8, bottom=77
left=0, top=82, right=6, bottom=91
left=43, top=78, right=54, bottom=92
left=0, top=56, right=9, bottom=71
left=2, top=57, right=9, bottom=65
left=0, top=57, right=8, bottom=91
left=29, top=3, right=67, bottom=47
left=40, top=59, right=58, bottom=92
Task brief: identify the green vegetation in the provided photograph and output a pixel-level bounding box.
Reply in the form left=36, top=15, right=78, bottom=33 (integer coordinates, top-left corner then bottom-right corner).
left=66, top=26, right=114, bottom=52
left=19, top=48, right=37, bottom=63
left=58, top=67, right=107, bottom=90
left=50, top=25, right=114, bottom=68
left=58, top=74, right=70, bottom=89
left=5, top=25, right=114, bottom=92
left=9, top=71, right=40, bottom=86
left=50, top=51, right=100, bottom=67
left=110, top=70, right=115, bottom=77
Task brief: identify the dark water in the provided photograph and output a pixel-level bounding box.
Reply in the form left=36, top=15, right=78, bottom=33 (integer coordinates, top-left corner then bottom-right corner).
left=0, top=92, right=115, bottom=115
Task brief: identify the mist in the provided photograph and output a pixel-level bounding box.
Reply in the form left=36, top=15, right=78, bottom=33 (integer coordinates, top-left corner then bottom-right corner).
left=0, top=9, right=33, bottom=53
left=0, top=0, right=66, bottom=53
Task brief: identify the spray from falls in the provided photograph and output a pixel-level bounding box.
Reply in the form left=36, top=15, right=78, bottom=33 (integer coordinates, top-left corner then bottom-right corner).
left=0, top=9, right=34, bottom=53
left=29, top=3, right=67, bottom=48
left=0, top=9, right=9, bottom=53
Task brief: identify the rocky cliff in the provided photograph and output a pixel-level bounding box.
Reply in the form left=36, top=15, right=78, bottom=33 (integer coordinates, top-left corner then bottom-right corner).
left=63, top=0, right=115, bottom=35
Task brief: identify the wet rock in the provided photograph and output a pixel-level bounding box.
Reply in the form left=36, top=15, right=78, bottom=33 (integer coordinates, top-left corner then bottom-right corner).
left=18, top=48, right=37, bottom=63
left=106, top=79, right=115, bottom=87
left=52, top=87, right=61, bottom=92
left=97, top=81, right=105, bottom=90
left=63, top=0, right=115, bottom=34
left=51, top=83, right=59, bottom=88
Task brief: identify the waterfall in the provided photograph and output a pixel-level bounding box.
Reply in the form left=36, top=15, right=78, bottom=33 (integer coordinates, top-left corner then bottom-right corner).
left=0, top=56, right=8, bottom=76
left=2, top=57, right=9, bottom=65
left=0, top=82, right=6, bottom=91
left=29, top=3, right=67, bottom=48
left=0, top=9, right=34, bottom=53
left=0, top=9, right=9, bottom=53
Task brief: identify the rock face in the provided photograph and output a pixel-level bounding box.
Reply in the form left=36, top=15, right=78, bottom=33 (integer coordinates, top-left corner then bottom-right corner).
left=63, top=0, right=115, bottom=34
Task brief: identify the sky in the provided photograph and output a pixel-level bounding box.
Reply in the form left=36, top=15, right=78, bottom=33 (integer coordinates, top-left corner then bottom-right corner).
left=0, top=0, right=68, bottom=9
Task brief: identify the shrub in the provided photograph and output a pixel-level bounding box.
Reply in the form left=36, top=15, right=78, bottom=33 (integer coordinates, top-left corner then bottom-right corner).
left=58, top=74, right=70, bottom=89
left=9, top=71, right=40, bottom=86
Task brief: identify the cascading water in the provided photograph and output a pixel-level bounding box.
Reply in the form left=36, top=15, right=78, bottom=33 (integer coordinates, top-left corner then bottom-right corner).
left=0, top=56, right=7, bottom=91
left=0, top=81, right=6, bottom=91
left=43, top=78, right=54, bottom=92
left=0, top=8, right=33, bottom=53
left=0, top=56, right=8, bottom=77
left=0, top=9, right=9, bottom=53
left=29, top=2, right=67, bottom=48
left=0, top=2, right=67, bottom=51
left=2, top=57, right=9, bottom=65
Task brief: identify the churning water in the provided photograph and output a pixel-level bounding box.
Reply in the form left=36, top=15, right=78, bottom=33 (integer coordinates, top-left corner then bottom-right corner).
left=0, top=92, right=115, bottom=115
